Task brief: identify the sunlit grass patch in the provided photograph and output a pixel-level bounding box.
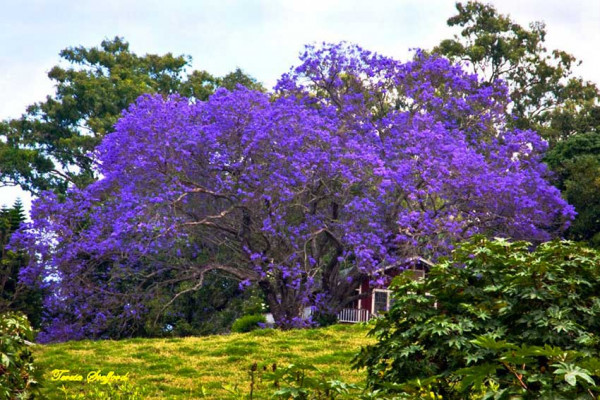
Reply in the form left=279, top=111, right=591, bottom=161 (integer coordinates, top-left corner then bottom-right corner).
left=33, top=323, right=373, bottom=399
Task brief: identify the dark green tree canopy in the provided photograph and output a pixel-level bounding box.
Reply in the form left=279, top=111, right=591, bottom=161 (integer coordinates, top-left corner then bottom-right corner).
left=220, top=67, right=264, bottom=92
left=0, top=199, right=42, bottom=328
left=435, top=1, right=600, bottom=144
left=0, top=37, right=262, bottom=194
left=545, top=132, right=600, bottom=246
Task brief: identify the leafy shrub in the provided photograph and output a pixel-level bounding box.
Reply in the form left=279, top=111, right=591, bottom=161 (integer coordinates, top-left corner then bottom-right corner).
left=0, top=312, right=42, bottom=399
left=231, top=361, right=369, bottom=399
left=354, top=237, right=600, bottom=398
left=261, top=362, right=433, bottom=399
left=231, top=314, right=266, bottom=333
left=265, top=363, right=362, bottom=399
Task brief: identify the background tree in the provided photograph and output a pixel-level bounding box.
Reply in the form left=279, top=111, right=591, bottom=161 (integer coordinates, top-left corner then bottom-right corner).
left=14, top=43, right=573, bottom=341
left=220, top=67, right=264, bottom=92
left=147, top=271, right=266, bottom=337
left=545, top=132, right=600, bottom=246
left=0, top=36, right=263, bottom=193
left=0, top=199, right=43, bottom=328
left=436, top=1, right=600, bottom=247
left=435, top=1, right=600, bottom=145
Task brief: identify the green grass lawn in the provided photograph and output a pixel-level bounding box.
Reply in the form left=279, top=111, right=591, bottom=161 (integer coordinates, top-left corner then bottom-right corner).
left=32, top=324, right=374, bottom=399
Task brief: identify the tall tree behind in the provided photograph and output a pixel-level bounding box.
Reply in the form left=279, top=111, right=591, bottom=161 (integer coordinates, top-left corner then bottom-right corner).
left=0, top=199, right=43, bottom=327
left=0, top=37, right=262, bottom=194
left=435, top=1, right=600, bottom=145
left=435, top=1, right=600, bottom=246
left=545, top=132, right=600, bottom=246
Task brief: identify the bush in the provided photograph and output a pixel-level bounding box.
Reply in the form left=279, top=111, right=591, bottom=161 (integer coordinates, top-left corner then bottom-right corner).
left=0, top=312, right=42, bottom=398
left=264, top=363, right=363, bottom=399
left=231, top=314, right=266, bottom=333
left=354, top=237, right=600, bottom=398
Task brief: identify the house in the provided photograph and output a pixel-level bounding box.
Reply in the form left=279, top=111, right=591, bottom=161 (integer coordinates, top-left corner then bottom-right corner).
left=263, top=256, right=433, bottom=326
left=336, top=256, right=433, bottom=323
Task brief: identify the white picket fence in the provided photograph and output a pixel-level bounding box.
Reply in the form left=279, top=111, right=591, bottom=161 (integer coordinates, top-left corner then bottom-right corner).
left=336, top=308, right=372, bottom=323
left=264, top=307, right=372, bottom=325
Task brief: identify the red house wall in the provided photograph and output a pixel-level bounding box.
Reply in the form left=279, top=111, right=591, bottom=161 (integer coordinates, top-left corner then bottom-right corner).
left=356, top=266, right=424, bottom=313
left=359, top=280, right=372, bottom=312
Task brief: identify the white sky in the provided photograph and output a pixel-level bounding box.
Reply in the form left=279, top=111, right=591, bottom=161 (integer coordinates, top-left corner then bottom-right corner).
left=1, top=0, right=599, bottom=214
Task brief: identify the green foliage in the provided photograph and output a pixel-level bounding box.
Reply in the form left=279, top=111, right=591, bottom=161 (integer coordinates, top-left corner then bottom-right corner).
left=220, top=68, right=264, bottom=92
left=354, top=236, right=600, bottom=398
left=57, top=381, right=147, bottom=400
left=227, top=361, right=372, bottom=400
left=0, top=200, right=43, bottom=328
left=0, top=312, right=43, bottom=399
left=145, top=272, right=261, bottom=337
left=437, top=2, right=600, bottom=251
left=435, top=1, right=600, bottom=144
left=231, top=314, right=267, bottom=334
left=448, top=338, right=600, bottom=398
left=545, top=132, right=600, bottom=246
left=0, top=37, right=199, bottom=192
left=264, top=363, right=363, bottom=399
left=240, top=288, right=268, bottom=316
left=260, top=362, right=440, bottom=399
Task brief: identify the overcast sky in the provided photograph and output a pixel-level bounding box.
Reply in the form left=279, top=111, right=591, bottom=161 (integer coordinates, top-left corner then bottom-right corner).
left=1, top=0, right=599, bottom=213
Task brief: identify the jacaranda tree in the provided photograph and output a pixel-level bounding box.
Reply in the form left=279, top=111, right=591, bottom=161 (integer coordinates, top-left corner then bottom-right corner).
left=13, top=43, right=574, bottom=341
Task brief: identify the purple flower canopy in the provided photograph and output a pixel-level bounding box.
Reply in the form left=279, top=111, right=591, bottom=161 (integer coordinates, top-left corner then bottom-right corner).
left=13, top=43, right=574, bottom=341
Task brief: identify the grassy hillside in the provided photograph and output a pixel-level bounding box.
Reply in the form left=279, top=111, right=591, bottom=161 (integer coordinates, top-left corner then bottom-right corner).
left=32, top=324, right=373, bottom=399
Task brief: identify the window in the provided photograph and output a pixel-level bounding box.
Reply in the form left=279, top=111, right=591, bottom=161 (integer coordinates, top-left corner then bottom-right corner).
left=372, top=289, right=393, bottom=315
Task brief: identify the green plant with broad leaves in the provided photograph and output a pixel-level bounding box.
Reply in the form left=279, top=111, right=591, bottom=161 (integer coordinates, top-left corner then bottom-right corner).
left=0, top=312, right=42, bottom=399
left=353, top=236, right=600, bottom=399
left=264, top=363, right=362, bottom=399
left=261, top=362, right=444, bottom=399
